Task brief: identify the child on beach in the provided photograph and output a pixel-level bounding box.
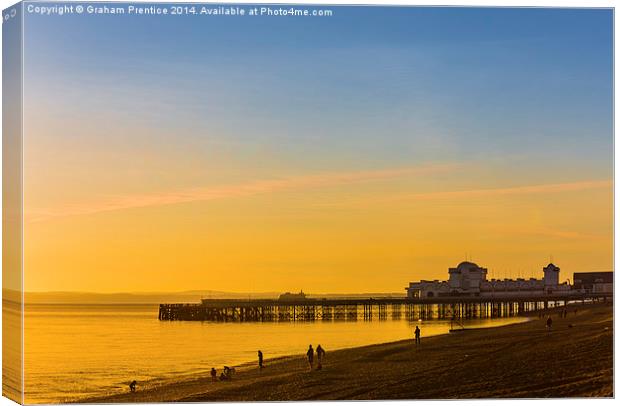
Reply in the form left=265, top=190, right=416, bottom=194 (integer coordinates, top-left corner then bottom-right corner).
left=258, top=350, right=264, bottom=370
left=414, top=325, right=421, bottom=345
left=210, top=368, right=217, bottom=381
left=546, top=316, right=553, bottom=332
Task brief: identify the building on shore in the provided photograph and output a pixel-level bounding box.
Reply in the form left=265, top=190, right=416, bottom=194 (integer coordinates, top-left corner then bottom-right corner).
left=406, top=261, right=571, bottom=299
left=572, top=272, right=613, bottom=294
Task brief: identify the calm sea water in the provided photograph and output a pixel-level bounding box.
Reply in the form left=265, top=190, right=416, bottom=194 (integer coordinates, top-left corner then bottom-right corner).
left=21, top=304, right=527, bottom=403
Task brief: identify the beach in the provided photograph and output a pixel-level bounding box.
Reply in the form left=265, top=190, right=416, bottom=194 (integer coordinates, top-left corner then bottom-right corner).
left=81, top=302, right=613, bottom=402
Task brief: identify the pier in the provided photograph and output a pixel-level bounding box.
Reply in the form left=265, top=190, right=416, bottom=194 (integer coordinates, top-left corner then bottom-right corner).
left=158, top=293, right=611, bottom=322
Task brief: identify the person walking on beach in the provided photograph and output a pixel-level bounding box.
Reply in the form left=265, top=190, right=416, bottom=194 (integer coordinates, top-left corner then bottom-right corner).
left=306, top=345, right=314, bottom=370
left=546, top=316, right=553, bottom=332
left=414, top=325, right=421, bottom=345
left=316, top=345, right=325, bottom=370
left=210, top=368, right=217, bottom=381
left=258, top=350, right=264, bottom=370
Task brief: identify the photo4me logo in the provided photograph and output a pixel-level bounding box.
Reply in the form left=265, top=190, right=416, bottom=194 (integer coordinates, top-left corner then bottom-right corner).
left=24, top=3, right=334, bottom=17
left=2, top=6, right=17, bottom=22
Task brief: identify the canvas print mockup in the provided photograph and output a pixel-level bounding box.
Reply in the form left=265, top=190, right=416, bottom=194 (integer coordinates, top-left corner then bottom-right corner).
left=2, top=1, right=614, bottom=403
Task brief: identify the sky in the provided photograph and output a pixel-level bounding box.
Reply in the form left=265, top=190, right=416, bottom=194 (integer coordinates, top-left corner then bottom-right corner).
left=20, top=5, right=612, bottom=293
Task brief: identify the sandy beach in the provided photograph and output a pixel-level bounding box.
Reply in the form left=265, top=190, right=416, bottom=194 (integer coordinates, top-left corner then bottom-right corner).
left=82, top=303, right=613, bottom=402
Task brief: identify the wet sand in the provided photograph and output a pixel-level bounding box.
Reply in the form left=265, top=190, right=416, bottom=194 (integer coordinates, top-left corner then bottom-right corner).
left=83, top=303, right=613, bottom=402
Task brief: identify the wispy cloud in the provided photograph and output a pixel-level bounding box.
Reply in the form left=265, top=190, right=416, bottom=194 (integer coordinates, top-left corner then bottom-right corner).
left=339, top=179, right=612, bottom=206
left=25, top=163, right=458, bottom=223
left=401, top=180, right=612, bottom=200
left=308, top=179, right=612, bottom=214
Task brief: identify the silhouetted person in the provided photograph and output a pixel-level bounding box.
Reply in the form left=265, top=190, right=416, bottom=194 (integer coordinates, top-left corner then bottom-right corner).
left=258, top=350, right=264, bottom=369
left=129, top=380, right=137, bottom=392
left=224, top=366, right=235, bottom=378
left=316, top=345, right=325, bottom=370
left=546, top=316, right=553, bottom=331
left=563, top=309, right=567, bottom=318
left=210, top=368, right=217, bottom=381
left=414, top=325, right=421, bottom=345
left=220, top=366, right=234, bottom=381
left=306, top=345, right=314, bottom=370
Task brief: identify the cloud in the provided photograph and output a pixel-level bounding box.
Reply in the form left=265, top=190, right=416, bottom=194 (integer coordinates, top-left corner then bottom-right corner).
left=344, top=179, right=612, bottom=205
left=25, top=163, right=458, bottom=223
left=309, top=179, right=612, bottom=217
left=401, top=180, right=612, bottom=200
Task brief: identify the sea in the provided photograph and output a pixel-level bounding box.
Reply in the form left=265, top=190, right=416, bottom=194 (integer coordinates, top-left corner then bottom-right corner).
left=15, top=304, right=527, bottom=403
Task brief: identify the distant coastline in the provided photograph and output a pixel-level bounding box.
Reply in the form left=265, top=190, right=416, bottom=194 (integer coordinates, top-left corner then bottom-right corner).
left=5, top=289, right=405, bottom=305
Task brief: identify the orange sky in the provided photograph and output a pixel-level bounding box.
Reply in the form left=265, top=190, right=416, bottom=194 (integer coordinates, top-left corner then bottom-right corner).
left=22, top=155, right=612, bottom=293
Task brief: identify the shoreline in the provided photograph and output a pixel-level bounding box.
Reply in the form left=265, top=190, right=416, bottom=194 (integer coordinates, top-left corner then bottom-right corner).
left=73, top=317, right=529, bottom=402
left=76, top=302, right=613, bottom=402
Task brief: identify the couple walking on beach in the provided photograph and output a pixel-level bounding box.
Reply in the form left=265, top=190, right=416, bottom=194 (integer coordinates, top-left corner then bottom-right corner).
left=307, top=344, right=326, bottom=371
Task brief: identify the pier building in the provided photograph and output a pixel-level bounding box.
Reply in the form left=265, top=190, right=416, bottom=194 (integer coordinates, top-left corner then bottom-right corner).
left=406, top=262, right=571, bottom=299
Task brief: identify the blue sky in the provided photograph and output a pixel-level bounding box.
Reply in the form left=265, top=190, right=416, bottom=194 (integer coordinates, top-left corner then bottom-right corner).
left=24, top=5, right=612, bottom=174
